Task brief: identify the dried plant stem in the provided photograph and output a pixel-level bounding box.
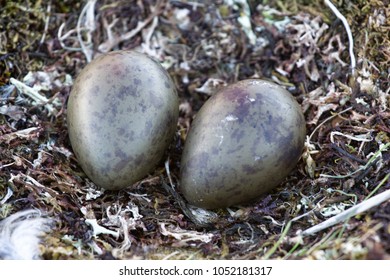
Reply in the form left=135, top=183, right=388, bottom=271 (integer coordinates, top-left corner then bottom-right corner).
left=308, top=106, right=353, bottom=141
left=301, top=175, right=390, bottom=236
left=77, top=0, right=97, bottom=62
left=39, top=1, right=51, bottom=46
left=324, top=0, right=356, bottom=74
left=366, top=173, right=390, bottom=200
left=263, top=219, right=292, bottom=259
left=9, top=78, right=57, bottom=116
left=263, top=209, right=319, bottom=259
left=320, top=142, right=389, bottom=179
left=85, top=219, right=120, bottom=238
left=98, top=0, right=164, bottom=53
left=57, top=0, right=96, bottom=61
left=0, top=187, right=13, bottom=205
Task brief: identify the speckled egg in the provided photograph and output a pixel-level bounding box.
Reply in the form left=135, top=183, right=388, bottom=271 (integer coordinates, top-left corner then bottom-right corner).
left=67, top=51, right=179, bottom=190
left=180, top=79, right=306, bottom=209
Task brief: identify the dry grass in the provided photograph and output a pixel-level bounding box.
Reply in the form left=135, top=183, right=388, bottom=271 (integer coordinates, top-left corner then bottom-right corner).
left=0, top=0, right=389, bottom=259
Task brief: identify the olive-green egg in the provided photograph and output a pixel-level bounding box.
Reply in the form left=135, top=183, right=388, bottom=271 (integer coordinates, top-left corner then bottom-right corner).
left=67, top=51, right=179, bottom=190
left=180, top=79, right=306, bottom=209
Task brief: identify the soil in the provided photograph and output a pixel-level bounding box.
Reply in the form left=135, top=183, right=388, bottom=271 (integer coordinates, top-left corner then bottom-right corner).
left=0, top=0, right=389, bottom=259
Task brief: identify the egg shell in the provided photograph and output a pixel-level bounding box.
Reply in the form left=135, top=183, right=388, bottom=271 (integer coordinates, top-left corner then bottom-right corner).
left=180, top=79, right=306, bottom=209
left=67, top=51, right=179, bottom=190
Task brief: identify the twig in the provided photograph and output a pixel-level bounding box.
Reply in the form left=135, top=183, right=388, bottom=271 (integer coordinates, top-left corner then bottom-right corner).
left=301, top=179, right=390, bottom=236
left=57, top=0, right=96, bottom=61
left=263, top=207, right=320, bottom=259
left=57, top=23, right=81, bottom=51
left=330, top=143, right=366, bottom=164
left=85, top=219, right=120, bottom=238
left=164, top=159, right=175, bottom=188
left=77, top=0, right=97, bottom=62
left=98, top=0, right=164, bottom=53
left=330, top=131, right=373, bottom=143
left=9, top=78, right=58, bottom=116
left=39, top=1, right=51, bottom=46
left=308, top=106, right=353, bottom=141
left=263, top=219, right=292, bottom=259
left=330, top=130, right=373, bottom=155
left=366, top=173, right=390, bottom=200
left=0, top=187, right=13, bottom=205
left=303, top=106, right=353, bottom=178
left=320, top=142, right=389, bottom=179
left=324, top=0, right=356, bottom=74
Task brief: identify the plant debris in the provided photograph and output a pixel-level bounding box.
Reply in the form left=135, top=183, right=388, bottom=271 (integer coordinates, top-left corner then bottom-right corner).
left=0, top=0, right=389, bottom=260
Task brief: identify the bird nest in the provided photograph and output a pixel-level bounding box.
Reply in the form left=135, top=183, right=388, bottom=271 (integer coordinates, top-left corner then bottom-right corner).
left=0, top=0, right=389, bottom=260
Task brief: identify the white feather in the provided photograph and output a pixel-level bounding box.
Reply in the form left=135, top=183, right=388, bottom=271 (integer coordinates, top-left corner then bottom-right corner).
left=0, top=209, right=52, bottom=260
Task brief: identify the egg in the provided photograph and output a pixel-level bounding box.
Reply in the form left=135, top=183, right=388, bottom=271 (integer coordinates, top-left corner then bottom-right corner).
left=180, top=79, right=306, bottom=209
left=67, top=51, right=179, bottom=190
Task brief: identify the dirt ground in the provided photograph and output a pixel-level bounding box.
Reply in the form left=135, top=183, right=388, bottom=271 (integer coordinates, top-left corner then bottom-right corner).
left=0, top=0, right=389, bottom=259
